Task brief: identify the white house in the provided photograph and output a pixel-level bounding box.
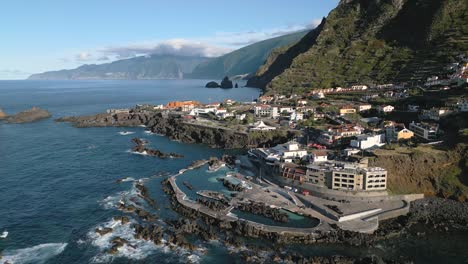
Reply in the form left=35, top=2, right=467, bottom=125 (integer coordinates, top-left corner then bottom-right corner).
left=254, top=105, right=279, bottom=118
left=310, top=150, right=328, bottom=163
left=377, top=105, right=394, bottom=113
left=289, top=111, right=304, bottom=121
left=217, top=111, right=234, bottom=119
left=357, top=104, right=372, bottom=112
left=350, top=134, right=386, bottom=150
left=272, top=141, right=308, bottom=163
left=189, top=107, right=217, bottom=116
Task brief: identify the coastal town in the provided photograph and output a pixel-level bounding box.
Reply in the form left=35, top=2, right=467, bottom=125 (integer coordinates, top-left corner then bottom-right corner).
left=2, top=0, right=468, bottom=263
left=71, top=57, right=468, bottom=240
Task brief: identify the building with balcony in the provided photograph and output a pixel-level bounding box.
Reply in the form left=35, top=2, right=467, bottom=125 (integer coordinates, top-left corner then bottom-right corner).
left=409, top=122, right=438, bottom=141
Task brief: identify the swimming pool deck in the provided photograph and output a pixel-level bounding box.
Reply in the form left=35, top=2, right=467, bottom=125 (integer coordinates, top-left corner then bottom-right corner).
left=168, top=174, right=332, bottom=236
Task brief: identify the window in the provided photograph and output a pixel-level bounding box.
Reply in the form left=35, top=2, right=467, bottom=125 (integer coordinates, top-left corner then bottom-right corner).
left=334, top=183, right=339, bottom=187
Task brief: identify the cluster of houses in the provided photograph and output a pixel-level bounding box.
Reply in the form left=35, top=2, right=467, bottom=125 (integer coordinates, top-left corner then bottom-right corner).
left=424, top=58, right=468, bottom=87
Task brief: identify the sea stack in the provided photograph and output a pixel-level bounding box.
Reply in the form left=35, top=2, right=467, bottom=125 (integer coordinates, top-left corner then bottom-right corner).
left=220, top=76, right=233, bottom=88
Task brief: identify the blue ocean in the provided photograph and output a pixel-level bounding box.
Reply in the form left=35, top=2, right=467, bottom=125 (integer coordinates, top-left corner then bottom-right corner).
left=0, top=80, right=467, bottom=263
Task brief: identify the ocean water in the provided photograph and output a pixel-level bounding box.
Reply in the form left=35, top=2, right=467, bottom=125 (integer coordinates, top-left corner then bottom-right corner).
left=0, top=80, right=467, bottom=264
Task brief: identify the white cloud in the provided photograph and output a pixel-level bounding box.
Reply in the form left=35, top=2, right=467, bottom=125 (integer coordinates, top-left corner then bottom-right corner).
left=67, top=18, right=323, bottom=64
left=100, top=39, right=232, bottom=59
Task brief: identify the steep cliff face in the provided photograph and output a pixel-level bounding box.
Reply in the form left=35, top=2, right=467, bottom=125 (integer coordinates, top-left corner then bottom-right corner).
left=369, top=144, right=468, bottom=201
left=248, top=0, right=468, bottom=92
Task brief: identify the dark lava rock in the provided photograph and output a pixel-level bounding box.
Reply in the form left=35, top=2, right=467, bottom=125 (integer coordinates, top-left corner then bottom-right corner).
left=237, top=202, right=289, bottom=223
left=205, top=81, right=220, bottom=88
left=95, top=227, right=113, bottom=236
left=220, top=76, right=233, bottom=88
left=131, top=138, right=183, bottom=159
left=113, top=216, right=130, bottom=225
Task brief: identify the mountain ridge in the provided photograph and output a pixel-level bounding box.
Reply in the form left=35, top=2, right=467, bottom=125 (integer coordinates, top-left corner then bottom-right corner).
left=247, top=0, right=468, bottom=93
left=29, top=31, right=309, bottom=81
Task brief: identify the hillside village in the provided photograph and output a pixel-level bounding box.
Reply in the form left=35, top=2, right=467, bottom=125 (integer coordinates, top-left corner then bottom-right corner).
left=106, top=57, right=467, bottom=200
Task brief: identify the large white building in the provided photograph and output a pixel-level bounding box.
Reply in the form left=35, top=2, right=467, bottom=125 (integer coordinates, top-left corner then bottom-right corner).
left=254, top=105, right=279, bottom=118
left=249, top=141, right=308, bottom=164
left=350, top=134, right=385, bottom=150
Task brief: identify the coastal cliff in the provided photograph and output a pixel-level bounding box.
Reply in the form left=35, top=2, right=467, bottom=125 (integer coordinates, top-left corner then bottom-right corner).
left=56, top=111, right=293, bottom=149
left=369, top=144, right=468, bottom=201
left=248, top=0, right=468, bottom=92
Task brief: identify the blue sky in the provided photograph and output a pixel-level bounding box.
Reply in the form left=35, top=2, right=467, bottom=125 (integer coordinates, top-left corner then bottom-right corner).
left=0, top=0, right=339, bottom=79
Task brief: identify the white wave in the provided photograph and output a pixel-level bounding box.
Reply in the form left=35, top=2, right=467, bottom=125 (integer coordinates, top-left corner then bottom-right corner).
left=187, top=254, right=201, bottom=263
left=119, top=131, right=135, bottom=136
left=1, top=243, right=67, bottom=264
left=0, top=230, right=8, bottom=238
left=118, top=177, right=136, bottom=182
left=126, top=149, right=148, bottom=156
left=138, top=125, right=147, bottom=128
left=89, top=218, right=160, bottom=263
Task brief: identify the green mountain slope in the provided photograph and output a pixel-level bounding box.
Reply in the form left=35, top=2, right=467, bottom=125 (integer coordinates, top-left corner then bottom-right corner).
left=28, top=55, right=209, bottom=80
left=188, top=30, right=308, bottom=79
left=248, top=0, right=468, bottom=93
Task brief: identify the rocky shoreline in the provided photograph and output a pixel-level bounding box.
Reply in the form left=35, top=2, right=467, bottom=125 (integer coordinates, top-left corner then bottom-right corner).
left=96, top=158, right=468, bottom=263
left=56, top=110, right=293, bottom=149
left=160, top=173, right=468, bottom=261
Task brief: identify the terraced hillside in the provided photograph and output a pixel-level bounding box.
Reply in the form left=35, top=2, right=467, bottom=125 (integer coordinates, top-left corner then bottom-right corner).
left=248, top=0, right=468, bottom=93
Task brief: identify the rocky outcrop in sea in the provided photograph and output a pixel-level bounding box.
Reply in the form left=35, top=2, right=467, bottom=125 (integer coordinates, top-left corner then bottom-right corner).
left=131, top=138, right=183, bottom=159
left=4, top=107, right=51, bottom=123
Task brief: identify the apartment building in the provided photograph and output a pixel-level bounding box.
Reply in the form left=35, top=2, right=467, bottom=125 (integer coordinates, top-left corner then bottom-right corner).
left=409, top=122, right=438, bottom=141
left=254, top=105, right=279, bottom=118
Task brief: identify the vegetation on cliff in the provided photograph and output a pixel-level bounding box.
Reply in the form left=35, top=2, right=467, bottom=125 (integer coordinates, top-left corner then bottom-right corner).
left=369, top=144, right=467, bottom=201
left=248, top=0, right=468, bottom=92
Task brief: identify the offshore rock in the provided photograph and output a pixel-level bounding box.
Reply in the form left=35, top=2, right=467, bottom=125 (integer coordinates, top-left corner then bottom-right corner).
left=5, top=107, right=51, bottom=123
left=220, top=76, right=233, bottom=88
left=205, top=81, right=220, bottom=88
left=131, top=138, right=183, bottom=159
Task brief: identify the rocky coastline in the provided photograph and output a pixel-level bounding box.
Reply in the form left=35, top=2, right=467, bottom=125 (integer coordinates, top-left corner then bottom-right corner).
left=57, top=110, right=293, bottom=149
left=159, top=175, right=468, bottom=260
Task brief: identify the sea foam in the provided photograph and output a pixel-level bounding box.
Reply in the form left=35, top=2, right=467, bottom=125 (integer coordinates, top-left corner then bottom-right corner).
left=1, top=243, right=68, bottom=264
